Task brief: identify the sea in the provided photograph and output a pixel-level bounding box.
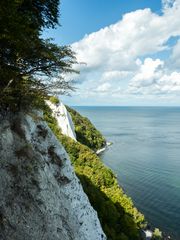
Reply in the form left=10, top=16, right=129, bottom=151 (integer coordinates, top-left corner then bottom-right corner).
left=73, top=106, right=180, bottom=240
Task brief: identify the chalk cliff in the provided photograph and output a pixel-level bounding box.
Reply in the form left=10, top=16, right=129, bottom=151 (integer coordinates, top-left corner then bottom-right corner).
left=0, top=111, right=106, bottom=240
left=46, top=100, right=76, bottom=141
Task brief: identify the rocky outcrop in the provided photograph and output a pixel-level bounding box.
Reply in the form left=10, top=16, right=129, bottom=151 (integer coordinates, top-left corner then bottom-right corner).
left=0, top=112, right=106, bottom=240
left=46, top=100, right=76, bottom=141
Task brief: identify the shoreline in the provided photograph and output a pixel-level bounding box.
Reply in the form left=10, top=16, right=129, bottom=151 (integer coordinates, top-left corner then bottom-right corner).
left=96, top=141, right=112, bottom=155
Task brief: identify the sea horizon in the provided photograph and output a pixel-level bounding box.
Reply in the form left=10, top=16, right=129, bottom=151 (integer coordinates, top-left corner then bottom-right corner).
left=71, top=105, right=180, bottom=108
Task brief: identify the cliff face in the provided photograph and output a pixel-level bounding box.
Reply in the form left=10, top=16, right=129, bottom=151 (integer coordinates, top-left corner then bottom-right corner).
left=0, top=112, right=106, bottom=240
left=46, top=100, right=77, bottom=141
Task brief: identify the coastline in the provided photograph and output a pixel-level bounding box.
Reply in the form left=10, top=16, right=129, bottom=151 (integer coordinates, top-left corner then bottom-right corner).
left=96, top=142, right=112, bottom=155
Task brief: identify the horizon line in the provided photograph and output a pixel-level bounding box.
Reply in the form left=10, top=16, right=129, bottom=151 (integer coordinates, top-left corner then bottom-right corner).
left=70, top=105, right=180, bottom=107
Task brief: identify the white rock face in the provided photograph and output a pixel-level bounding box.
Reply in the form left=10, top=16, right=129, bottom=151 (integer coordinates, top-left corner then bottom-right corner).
left=46, top=100, right=76, bottom=141
left=0, top=112, right=106, bottom=240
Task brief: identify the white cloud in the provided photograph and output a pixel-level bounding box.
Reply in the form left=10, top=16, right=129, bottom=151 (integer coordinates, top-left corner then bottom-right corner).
left=65, top=0, right=180, bottom=105
left=128, top=58, right=180, bottom=95
left=170, top=39, right=180, bottom=68
left=162, top=0, right=176, bottom=10
left=72, top=1, right=180, bottom=74
left=96, top=83, right=111, bottom=93
left=101, top=70, right=131, bottom=82
left=130, top=58, right=164, bottom=87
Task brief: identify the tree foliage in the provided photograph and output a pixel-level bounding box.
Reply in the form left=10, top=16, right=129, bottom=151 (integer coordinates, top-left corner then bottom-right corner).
left=66, top=106, right=106, bottom=151
left=0, top=0, right=76, bottom=111
left=49, top=96, right=60, bottom=105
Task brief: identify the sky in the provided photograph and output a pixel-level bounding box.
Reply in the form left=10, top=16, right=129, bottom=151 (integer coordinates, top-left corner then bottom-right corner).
left=43, top=0, right=180, bottom=106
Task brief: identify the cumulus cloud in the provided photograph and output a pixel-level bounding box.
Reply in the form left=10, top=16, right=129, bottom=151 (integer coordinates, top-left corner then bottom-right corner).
left=101, top=71, right=131, bottom=82
left=72, top=1, right=180, bottom=74
left=129, top=58, right=164, bottom=88
left=96, top=83, right=111, bottom=93
left=162, top=0, right=176, bottom=9
left=128, top=58, right=180, bottom=95
left=170, top=39, right=180, bottom=68
left=64, top=0, right=180, bottom=105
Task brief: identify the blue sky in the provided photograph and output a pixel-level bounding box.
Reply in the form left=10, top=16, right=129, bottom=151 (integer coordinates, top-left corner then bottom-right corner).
left=44, top=0, right=162, bottom=45
left=44, top=0, right=180, bottom=106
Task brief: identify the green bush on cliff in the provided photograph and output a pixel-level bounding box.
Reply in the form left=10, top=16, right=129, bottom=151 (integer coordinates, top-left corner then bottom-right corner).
left=66, top=106, right=106, bottom=151
left=49, top=96, right=60, bottom=105
left=43, top=104, right=145, bottom=240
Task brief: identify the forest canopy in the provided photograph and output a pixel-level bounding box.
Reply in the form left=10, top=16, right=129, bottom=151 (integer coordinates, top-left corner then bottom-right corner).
left=66, top=106, right=106, bottom=151
left=0, top=0, right=76, bottom=111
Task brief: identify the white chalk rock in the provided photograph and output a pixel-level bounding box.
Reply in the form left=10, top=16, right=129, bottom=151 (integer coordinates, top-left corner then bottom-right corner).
left=46, top=100, right=76, bottom=141
left=0, top=112, right=106, bottom=240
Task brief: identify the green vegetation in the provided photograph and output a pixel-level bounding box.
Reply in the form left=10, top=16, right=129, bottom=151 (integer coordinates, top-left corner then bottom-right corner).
left=153, top=228, right=163, bottom=240
left=49, top=96, right=60, bottom=105
left=44, top=104, right=145, bottom=240
left=0, top=0, right=76, bottom=111
left=66, top=106, right=106, bottom=151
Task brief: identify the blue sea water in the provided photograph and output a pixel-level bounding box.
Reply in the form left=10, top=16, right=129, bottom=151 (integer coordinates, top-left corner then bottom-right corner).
left=73, top=106, right=180, bottom=239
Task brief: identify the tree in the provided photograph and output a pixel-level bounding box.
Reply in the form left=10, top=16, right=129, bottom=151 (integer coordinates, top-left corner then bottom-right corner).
left=0, top=0, right=77, bottom=111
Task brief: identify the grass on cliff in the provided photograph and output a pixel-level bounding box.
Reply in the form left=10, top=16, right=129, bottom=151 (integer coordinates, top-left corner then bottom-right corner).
left=43, top=104, right=145, bottom=240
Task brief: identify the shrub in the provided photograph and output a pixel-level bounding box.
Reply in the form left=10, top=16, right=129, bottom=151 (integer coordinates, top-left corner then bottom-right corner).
left=49, top=96, right=60, bottom=105
left=153, top=228, right=162, bottom=240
